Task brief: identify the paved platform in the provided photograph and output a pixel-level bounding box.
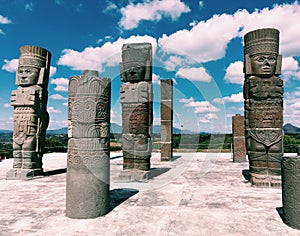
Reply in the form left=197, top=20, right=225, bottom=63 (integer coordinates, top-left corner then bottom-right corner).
left=0, top=152, right=299, bottom=236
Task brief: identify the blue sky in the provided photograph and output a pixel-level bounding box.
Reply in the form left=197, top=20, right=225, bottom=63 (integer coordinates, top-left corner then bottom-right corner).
left=1, top=0, right=300, bottom=133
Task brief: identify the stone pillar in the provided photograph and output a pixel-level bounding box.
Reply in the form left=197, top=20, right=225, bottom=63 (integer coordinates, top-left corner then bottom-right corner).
left=66, top=70, right=110, bottom=219
left=282, top=155, right=300, bottom=229
left=6, top=45, right=51, bottom=180
left=243, top=28, right=283, bottom=187
left=120, top=43, right=153, bottom=171
left=232, top=114, right=246, bottom=162
left=161, top=80, right=173, bottom=161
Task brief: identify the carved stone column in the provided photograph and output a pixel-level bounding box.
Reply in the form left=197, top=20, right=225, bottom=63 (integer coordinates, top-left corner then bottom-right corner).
left=243, top=28, right=283, bottom=187
left=161, top=79, right=173, bottom=161
left=120, top=43, right=153, bottom=171
left=282, top=155, right=300, bottom=229
left=6, top=45, right=51, bottom=180
left=232, top=114, right=246, bottom=162
left=66, top=70, right=111, bottom=218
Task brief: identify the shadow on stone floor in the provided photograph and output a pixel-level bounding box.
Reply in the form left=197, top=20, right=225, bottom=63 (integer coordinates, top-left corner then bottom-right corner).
left=172, top=155, right=182, bottom=161
left=242, top=169, right=251, bottom=182
left=148, top=168, right=171, bottom=179
left=109, top=188, right=139, bottom=210
left=276, top=206, right=284, bottom=221
left=43, top=168, right=67, bottom=176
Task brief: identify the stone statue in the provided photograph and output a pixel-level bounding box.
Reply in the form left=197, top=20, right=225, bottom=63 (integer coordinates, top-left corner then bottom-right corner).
left=66, top=70, right=111, bottom=218
left=243, top=28, right=283, bottom=187
left=6, top=45, right=51, bottom=179
left=120, top=43, right=153, bottom=171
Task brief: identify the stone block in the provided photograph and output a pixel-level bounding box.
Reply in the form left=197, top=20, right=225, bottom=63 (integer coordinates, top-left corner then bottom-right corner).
left=161, top=100, right=173, bottom=121
left=120, top=82, right=152, bottom=103
left=161, top=120, right=172, bottom=142
left=161, top=142, right=172, bottom=161
left=161, top=80, right=173, bottom=101
left=122, top=104, right=149, bottom=135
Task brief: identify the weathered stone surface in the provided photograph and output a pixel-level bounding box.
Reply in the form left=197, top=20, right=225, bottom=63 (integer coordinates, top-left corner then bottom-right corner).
left=160, top=80, right=173, bottom=161
left=6, top=45, right=51, bottom=180
left=120, top=43, right=152, bottom=82
left=161, top=100, right=173, bottom=121
left=161, top=79, right=173, bottom=100
left=66, top=70, right=110, bottom=219
left=232, top=114, right=247, bottom=162
left=161, top=142, right=172, bottom=161
left=120, top=43, right=153, bottom=171
left=161, top=120, right=172, bottom=142
left=68, top=70, right=111, bottom=138
left=122, top=104, right=149, bottom=135
left=243, top=28, right=283, bottom=187
left=282, top=155, right=300, bottom=229
left=120, top=82, right=152, bottom=103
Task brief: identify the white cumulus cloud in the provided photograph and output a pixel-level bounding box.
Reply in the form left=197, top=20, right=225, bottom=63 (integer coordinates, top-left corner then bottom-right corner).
left=49, top=94, right=67, bottom=100
left=2, top=59, right=18, bottom=72
left=213, top=92, right=243, bottom=104
left=224, top=61, right=244, bottom=85
left=0, top=15, right=12, bottom=24
left=48, top=107, right=61, bottom=113
left=50, top=66, right=57, bottom=77
left=199, top=113, right=218, bottom=123
left=180, top=97, right=219, bottom=113
left=159, top=3, right=300, bottom=64
left=281, top=56, right=300, bottom=80
left=58, top=35, right=157, bottom=71
left=119, top=0, right=190, bottom=30
left=176, top=67, right=211, bottom=82
left=158, top=12, right=240, bottom=62
left=51, top=77, right=69, bottom=92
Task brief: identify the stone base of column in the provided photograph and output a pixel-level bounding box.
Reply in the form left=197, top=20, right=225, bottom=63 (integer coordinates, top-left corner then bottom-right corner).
left=6, top=168, right=43, bottom=180
left=250, top=173, right=281, bottom=188
left=118, top=169, right=150, bottom=182
left=161, top=142, right=172, bottom=161
left=66, top=138, right=110, bottom=219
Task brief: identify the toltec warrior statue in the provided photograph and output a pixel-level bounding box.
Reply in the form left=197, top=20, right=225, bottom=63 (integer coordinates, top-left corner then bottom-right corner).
left=243, top=28, right=283, bottom=187
left=7, top=45, right=51, bottom=179
left=120, top=43, right=153, bottom=171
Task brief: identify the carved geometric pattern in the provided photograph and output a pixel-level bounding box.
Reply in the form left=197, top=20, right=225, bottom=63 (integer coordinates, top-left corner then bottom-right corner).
left=66, top=70, right=110, bottom=218
left=282, top=156, right=300, bottom=229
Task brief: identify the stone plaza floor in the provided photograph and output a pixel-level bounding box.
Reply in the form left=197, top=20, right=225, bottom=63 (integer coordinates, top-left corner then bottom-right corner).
left=0, top=152, right=300, bottom=236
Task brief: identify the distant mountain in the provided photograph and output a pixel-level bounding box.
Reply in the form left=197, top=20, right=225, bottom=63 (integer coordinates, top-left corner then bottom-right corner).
left=0, top=130, right=12, bottom=134
left=283, top=123, right=300, bottom=134
left=111, top=123, right=122, bottom=134
left=45, top=123, right=196, bottom=135
left=47, top=127, right=68, bottom=135
left=152, top=125, right=196, bottom=134
left=46, top=123, right=124, bottom=135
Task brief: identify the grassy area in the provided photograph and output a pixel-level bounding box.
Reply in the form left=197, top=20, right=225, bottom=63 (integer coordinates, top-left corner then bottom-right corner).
left=1, top=133, right=300, bottom=157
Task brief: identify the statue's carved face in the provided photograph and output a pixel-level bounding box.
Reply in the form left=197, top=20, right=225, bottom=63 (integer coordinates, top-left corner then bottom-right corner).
left=125, top=65, right=146, bottom=81
left=250, top=54, right=277, bottom=76
left=18, top=66, right=39, bottom=86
